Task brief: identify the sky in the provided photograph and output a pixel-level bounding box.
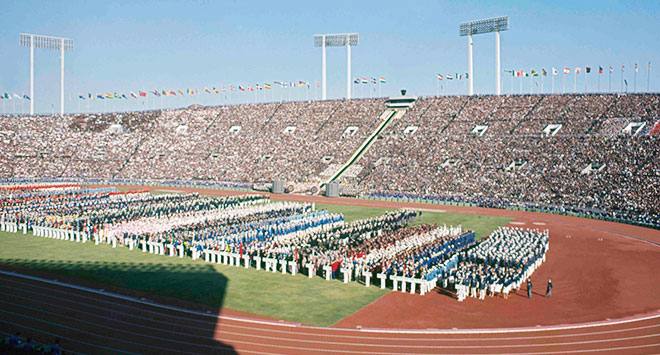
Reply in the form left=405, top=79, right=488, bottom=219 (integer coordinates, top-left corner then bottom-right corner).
left=0, top=0, right=659, bottom=114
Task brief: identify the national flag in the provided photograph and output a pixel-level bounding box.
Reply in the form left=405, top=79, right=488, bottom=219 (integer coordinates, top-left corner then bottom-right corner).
left=379, top=77, right=386, bottom=83
left=622, top=64, right=625, bottom=71
left=170, top=90, right=176, bottom=96
left=114, top=93, right=120, bottom=99
left=575, top=67, right=581, bottom=74
left=609, top=66, right=614, bottom=72
left=504, top=69, right=513, bottom=76
left=542, top=69, right=547, bottom=76
left=635, top=63, right=638, bottom=72
left=213, top=88, right=219, bottom=94
left=177, top=90, right=184, bottom=95
left=315, top=81, right=320, bottom=87
left=205, top=88, right=211, bottom=93
left=446, top=74, right=453, bottom=80
left=78, top=94, right=84, bottom=100
left=88, top=93, right=94, bottom=100
left=255, top=84, right=261, bottom=90
left=162, top=90, right=168, bottom=96
left=23, top=94, right=31, bottom=100
left=552, top=67, right=558, bottom=75
left=265, top=83, right=271, bottom=89
left=370, top=77, right=377, bottom=84
left=465, top=72, right=469, bottom=79
left=14, top=94, right=21, bottom=99
left=3, top=93, right=9, bottom=99
left=563, top=67, right=570, bottom=74
left=97, top=94, right=104, bottom=100
left=531, top=70, right=538, bottom=77
left=121, top=94, right=128, bottom=99
left=353, top=78, right=360, bottom=84
left=105, top=93, right=113, bottom=98
left=586, top=66, right=592, bottom=73
left=187, top=89, right=194, bottom=95
left=238, top=86, right=245, bottom=91
left=139, top=91, right=147, bottom=97
left=361, top=77, right=368, bottom=83
left=524, top=71, right=529, bottom=77
left=649, top=62, right=652, bottom=72
left=436, top=73, right=443, bottom=80
left=299, top=81, right=307, bottom=86
left=457, top=74, right=462, bottom=80
left=247, top=85, right=253, bottom=91
left=130, top=91, right=137, bottom=98
left=599, top=66, right=603, bottom=74
left=153, top=90, right=161, bottom=96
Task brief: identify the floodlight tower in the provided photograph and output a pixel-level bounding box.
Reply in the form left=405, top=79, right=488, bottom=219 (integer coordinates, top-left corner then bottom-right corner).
left=20, top=33, right=74, bottom=115
left=314, top=33, right=359, bottom=100
left=459, top=17, right=509, bottom=95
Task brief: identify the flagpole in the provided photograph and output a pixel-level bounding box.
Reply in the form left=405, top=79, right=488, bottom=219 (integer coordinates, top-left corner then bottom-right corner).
left=609, top=69, right=612, bottom=92
left=584, top=70, right=587, bottom=93
left=551, top=73, right=555, bottom=94
left=436, top=77, right=439, bottom=96
left=510, top=73, right=513, bottom=95
left=562, top=72, right=565, bottom=94
left=519, top=75, right=522, bottom=95
left=598, top=70, right=601, bottom=93
left=648, top=62, right=651, bottom=92
left=621, top=67, right=623, bottom=93
left=541, top=74, right=544, bottom=94
left=634, top=65, right=637, bottom=92
left=573, top=70, right=577, bottom=93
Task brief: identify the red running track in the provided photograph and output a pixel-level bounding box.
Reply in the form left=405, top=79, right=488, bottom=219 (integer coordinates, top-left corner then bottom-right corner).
left=0, top=185, right=659, bottom=354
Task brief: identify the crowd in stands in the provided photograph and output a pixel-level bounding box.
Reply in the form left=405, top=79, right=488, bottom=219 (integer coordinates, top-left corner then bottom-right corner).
left=0, top=332, right=62, bottom=354
left=0, top=93, right=658, bottom=225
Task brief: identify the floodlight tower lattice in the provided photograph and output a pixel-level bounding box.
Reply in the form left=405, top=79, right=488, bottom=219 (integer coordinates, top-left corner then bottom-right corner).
left=459, top=17, right=509, bottom=95
left=314, top=33, right=359, bottom=100
left=20, top=33, right=74, bottom=115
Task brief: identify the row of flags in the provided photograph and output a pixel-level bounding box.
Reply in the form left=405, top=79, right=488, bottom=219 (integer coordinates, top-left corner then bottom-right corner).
left=505, top=63, right=651, bottom=77
left=353, top=77, right=387, bottom=84
left=437, top=63, right=651, bottom=80
left=0, top=93, right=30, bottom=100
left=436, top=73, right=468, bottom=81
left=69, top=81, right=321, bottom=100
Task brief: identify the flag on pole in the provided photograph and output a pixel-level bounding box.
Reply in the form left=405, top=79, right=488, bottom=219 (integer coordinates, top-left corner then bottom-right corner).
left=14, top=94, right=21, bottom=99
left=361, top=78, right=368, bottom=84
left=170, top=90, right=177, bottom=96
left=3, top=93, right=9, bottom=99
left=105, top=93, right=113, bottom=98
left=121, top=94, right=128, bottom=99
left=370, top=77, right=377, bottom=84
left=563, top=67, right=570, bottom=74
left=78, top=94, right=85, bottom=100
left=446, top=74, right=453, bottom=80
left=436, top=74, right=443, bottom=80
left=504, top=69, right=514, bottom=76
left=575, top=67, right=581, bottom=74
left=264, top=83, right=271, bottom=89
left=542, top=69, right=547, bottom=76
left=130, top=91, right=137, bottom=98
left=379, top=77, right=386, bottom=83
left=139, top=91, right=147, bottom=97
left=97, top=94, right=104, bottom=99
left=177, top=90, right=183, bottom=95
left=599, top=66, right=603, bottom=74
left=238, top=86, right=245, bottom=91
left=353, top=78, right=360, bottom=84
left=586, top=66, right=592, bottom=73
left=88, top=93, right=94, bottom=100
left=23, top=94, right=31, bottom=100
left=205, top=88, right=211, bottom=93
left=635, top=63, right=638, bottom=72
left=552, top=67, right=558, bottom=75
left=609, top=66, right=614, bottom=72
left=531, top=70, right=538, bottom=76
left=622, top=64, right=625, bottom=71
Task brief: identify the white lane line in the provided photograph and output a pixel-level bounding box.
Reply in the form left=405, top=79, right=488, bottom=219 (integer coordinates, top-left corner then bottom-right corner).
left=6, top=281, right=660, bottom=344
left=509, top=222, right=526, bottom=225
left=532, top=222, right=546, bottom=226
left=2, top=271, right=660, bottom=336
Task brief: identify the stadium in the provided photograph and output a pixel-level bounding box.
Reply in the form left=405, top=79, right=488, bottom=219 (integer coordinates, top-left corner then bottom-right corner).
left=1, top=2, right=660, bottom=354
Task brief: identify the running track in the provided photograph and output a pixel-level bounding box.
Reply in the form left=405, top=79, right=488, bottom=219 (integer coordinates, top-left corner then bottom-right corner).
left=1, top=185, right=659, bottom=354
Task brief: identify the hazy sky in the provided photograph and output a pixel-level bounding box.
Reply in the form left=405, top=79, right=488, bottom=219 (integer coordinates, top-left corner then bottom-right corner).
left=1, top=0, right=659, bottom=114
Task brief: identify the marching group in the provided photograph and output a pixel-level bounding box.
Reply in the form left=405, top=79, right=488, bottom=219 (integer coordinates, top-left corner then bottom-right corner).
left=1, top=183, right=550, bottom=300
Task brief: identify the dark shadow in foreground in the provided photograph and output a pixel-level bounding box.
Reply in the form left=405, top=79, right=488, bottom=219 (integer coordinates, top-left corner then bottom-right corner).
left=0, top=259, right=237, bottom=354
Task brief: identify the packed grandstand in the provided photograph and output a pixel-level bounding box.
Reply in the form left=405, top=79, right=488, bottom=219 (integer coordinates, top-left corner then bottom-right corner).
left=1, top=93, right=657, bottom=227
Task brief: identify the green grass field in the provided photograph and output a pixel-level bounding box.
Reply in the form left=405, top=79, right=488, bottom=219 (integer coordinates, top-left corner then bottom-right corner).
left=0, top=200, right=511, bottom=326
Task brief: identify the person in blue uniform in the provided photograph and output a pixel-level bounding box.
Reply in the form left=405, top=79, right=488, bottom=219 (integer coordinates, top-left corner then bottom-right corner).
left=527, top=279, right=532, bottom=299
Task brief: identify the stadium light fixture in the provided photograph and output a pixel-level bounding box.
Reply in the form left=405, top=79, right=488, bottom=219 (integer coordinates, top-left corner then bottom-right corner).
left=20, top=33, right=74, bottom=115
left=459, top=17, right=509, bottom=95
left=314, top=33, right=359, bottom=100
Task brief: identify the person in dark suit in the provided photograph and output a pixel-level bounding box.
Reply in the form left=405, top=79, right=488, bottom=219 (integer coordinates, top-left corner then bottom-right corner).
left=546, top=279, right=552, bottom=298
left=527, top=279, right=533, bottom=299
